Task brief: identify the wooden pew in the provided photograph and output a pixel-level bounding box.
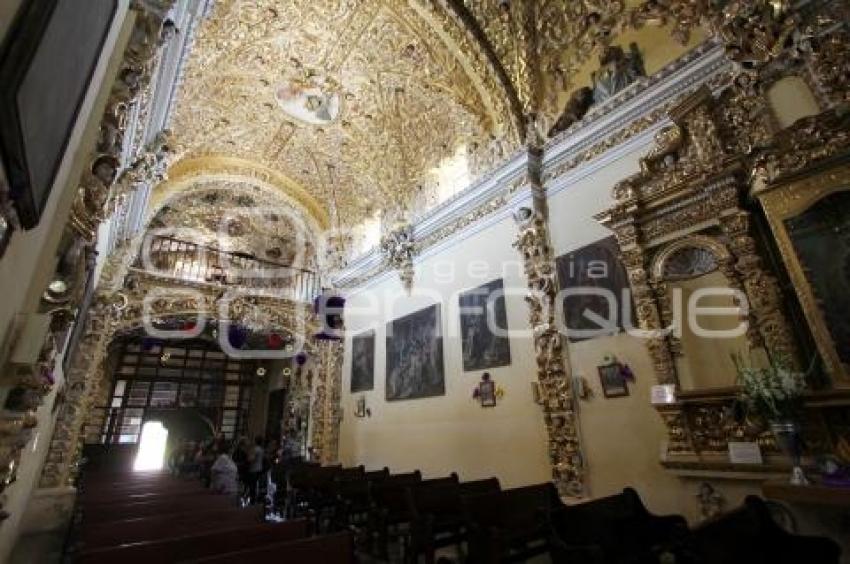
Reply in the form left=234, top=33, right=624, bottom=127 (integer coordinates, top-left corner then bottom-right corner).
left=550, top=486, right=688, bottom=564
left=81, top=481, right=204, bottom=503
left=80, top=505, right=264, bottom=549
left=685, top=496, right=841, bottom=564
left=81, top=486, right=212, bottom=508
left=77, top=519, right=311, bottom=564
left=370, top=471, right=422, bottom=558
left=287, top=465, right=342, bottom=530
left=464, top=482, right=561, bottom=563
left=459, top=477, right=501, bottom=497
left=407, top=479, right=467, bottom=564
left=184, top=531, right=355, bottom=564
left=82, top=493, right=236, bottom=525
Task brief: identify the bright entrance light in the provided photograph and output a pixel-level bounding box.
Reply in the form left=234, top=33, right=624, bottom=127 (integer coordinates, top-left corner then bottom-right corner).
left=134, top=421, right=168, bottom=471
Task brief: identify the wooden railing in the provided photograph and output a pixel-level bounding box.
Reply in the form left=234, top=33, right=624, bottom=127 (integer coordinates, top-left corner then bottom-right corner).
left=136, top=235, right=321, bottom=303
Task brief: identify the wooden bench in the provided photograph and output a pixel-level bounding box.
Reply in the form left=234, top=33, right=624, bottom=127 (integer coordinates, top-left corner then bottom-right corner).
left=550, top=487, right=688, bottom=564
left=183, top=530, right=355, bottom=564
left=81, top=481, right=204, bottom=503
left=407, top=479, right=467, bottom=564
left=685, top=495, right=841, bottom=564
left=77, top=519, right=311, bottom=564
left=82, top=493, right=236, bottom=525
left=81, top=486, right=212, bottom=508
left=80, top=505, right=264, bottom=549
left=464, top=482, right=561, bottom=563
left=369, top=471, right=423, bottom=557
left=459, top=477, right=500, bottom=497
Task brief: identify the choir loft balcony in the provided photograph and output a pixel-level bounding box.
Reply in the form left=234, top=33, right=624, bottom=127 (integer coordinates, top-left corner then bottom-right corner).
left=131, top=235, right=321, bottom=303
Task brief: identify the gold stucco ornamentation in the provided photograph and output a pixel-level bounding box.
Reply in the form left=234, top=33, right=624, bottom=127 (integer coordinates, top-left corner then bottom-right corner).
left=309, top=339, right=344, bottom=464
left=513, top=208, right=584, bottom=498
left=69, top=1, right=177, bottom=242
left=169, top=0, right=522, bottom=227
left=596, top=84, right=806, bottom=464
left=39, top=266, right=317, bottom=488
left=380, top=222, right=416, bottom=293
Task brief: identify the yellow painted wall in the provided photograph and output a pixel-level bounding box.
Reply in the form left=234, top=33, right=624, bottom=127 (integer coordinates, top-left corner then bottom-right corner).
left=338, top=139, right=764, bottom=522
left=339, top=216, right=551, bottom=487
left=674, top=271, right=751, bottom=391
left=547, top=25, right=708, bottom=116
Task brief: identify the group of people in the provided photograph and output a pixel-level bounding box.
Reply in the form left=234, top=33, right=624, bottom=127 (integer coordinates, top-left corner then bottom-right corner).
left=168, top=434, right=286, bottom=504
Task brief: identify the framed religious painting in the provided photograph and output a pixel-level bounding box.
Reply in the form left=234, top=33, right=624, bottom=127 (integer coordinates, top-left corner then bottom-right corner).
left=754, top=158, right=850, bottom=386
left=350, top=330, right=375, bottom=393
left=0, top=0, right=118, bottom=228
left=459, top=278, right=511, bottom=372
left=556, top=236, right=635, bottom=342
left=598, top=363, right=629, bottom=398
left=385, top=304, right=445, bottom=401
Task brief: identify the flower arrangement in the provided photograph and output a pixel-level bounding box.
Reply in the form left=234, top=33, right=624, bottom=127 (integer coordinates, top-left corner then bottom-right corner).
left=732, top=353, right=807, bottom=423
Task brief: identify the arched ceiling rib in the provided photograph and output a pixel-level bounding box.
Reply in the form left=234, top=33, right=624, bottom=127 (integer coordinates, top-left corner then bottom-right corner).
left=154, top=155, right=330, bottom=230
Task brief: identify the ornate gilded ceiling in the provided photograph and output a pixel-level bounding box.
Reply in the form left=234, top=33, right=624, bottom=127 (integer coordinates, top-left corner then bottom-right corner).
left=170, top=0, right=522, bottom=228
left=168, top=0, right=720, bottom=230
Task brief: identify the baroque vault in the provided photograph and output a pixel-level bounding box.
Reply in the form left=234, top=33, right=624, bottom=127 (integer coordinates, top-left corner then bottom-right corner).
left=166, top=0, right=710, bottom=234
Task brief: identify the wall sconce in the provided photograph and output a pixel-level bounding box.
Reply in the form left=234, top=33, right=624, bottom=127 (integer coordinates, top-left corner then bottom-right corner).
left=531, top=381, right=542, bottom=405
left=354, top=395, right=371, bottom=418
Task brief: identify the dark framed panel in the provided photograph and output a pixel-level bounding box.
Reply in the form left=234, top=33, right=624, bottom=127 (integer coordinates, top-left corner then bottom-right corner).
left=459, top=278, right=511, bottom=371
left=350, top=330, right=375, bottom=393
left=386, top=304, right=445, bottom=401
left=556, top=235, right=635, bottom=342
left=0, top=0, right=118, bottom=228
left=598, top=363, right=629, bottom=398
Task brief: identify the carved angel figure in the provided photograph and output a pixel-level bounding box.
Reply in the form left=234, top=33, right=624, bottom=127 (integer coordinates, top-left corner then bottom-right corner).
left=591, top=43, right=646, bottom=105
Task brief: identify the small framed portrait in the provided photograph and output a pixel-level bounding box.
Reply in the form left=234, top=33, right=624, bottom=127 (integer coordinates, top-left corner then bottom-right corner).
left=598, top=363, right=629, bottom=398
left=479, top=379, right=496, bottom=407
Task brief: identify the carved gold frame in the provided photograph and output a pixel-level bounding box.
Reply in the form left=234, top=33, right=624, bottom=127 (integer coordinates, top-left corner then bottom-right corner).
left=755, top=158, right=850, bottom=386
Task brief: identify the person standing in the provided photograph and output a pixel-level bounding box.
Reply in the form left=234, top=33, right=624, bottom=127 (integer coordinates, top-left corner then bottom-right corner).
left=210, top=444, right=239, bottom=495
left=246, top=435, right=265, bottom=503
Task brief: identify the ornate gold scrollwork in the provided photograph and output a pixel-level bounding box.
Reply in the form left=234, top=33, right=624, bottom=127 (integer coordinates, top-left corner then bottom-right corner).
left=513, top=207, right=584, bottom=497
left=309, top=339, right=344, bottom=464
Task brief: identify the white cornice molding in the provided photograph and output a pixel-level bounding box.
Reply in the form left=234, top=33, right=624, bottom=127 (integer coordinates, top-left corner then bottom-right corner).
left=330, top=41, right=733, bottom=290
left=542, top=40, right=727, bottom=170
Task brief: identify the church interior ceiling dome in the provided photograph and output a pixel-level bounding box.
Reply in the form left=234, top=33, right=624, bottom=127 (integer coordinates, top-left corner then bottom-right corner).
left=168, top=0, right=720, bottom=233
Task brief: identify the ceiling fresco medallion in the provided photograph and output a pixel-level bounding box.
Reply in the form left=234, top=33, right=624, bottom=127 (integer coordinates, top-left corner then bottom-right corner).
left=275, top=79, right=341, bottom=126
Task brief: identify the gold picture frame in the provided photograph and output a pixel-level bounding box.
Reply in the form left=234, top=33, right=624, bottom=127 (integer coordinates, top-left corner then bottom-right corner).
left=755, top=158, right=850, bottom=386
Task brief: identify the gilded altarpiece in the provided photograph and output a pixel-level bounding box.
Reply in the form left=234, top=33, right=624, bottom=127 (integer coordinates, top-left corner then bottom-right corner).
left=596, top=86, right=801, bottom=469
left=753, top=115, right=850, bottom=387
